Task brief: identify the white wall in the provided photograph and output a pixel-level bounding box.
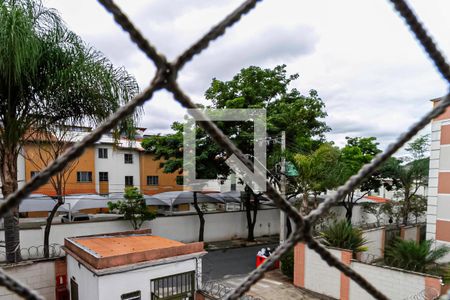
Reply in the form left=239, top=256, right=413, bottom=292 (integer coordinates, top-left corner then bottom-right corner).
left=362, top=227, right=384, bottom=259
left=0, top=209, right=280, bottom=260
left=0, top=261, right=56, bottom=300
left=98, top=258, right=199, bottom=300
left=67, top=255, right=99, bottom=300
left=350, top=262, right=428, bottom=300
left=149, top=209, right=279, bottom=243
left=403, top=225, right=419, bottom=242
left=304, top=247, right=341, bottom=299
left=94, top=144, right=140, bottom=194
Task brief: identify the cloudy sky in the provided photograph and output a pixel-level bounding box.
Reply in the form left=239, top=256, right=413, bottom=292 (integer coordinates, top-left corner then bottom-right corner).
left=44, top=0, right=450, bottom=150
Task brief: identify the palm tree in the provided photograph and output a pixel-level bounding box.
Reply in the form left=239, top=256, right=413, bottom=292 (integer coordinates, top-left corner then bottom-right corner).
left=0, top=0, right=139, bottom=262
left=384, top=239, right=449, bottom=274
left=320, top=220, right=368, bottom=255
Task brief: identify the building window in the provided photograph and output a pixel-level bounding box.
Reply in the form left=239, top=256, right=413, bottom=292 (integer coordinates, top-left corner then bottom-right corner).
left=176, top=176, right=183, bottom=185
left=121, top=291, right=141, bottom=300
left=125, top=176, right=134, bottom=186
left=98, top=148, right=108, bottom=159
left=147, top=176, right=159, bottom=186
left=124, top=153, right=133, bottom=164
left=99, top=172, right=109, bottom=182
left=30, top=171, right=39, bottom=178
left=70, top=277, right=79, bottom=300
left=77, top=171, right=92, bottom=183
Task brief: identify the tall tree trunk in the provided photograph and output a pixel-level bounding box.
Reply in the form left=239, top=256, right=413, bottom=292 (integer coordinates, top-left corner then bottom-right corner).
left=301, top=191, right=309, bottom=215
left=345, top=192, right=354, bottom=224
left=44, top=195, right=63, bottom=258
left=192, top=192, right=205, bottom=242
left=1, top=148, right=21, bottom=262
left=402, top=190, right=411, bottom=225
left=244, top=186, right=255, bottom=241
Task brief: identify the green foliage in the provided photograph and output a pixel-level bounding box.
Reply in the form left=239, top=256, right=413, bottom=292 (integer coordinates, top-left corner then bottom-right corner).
left=0, top=0, right=139, bottom=261
left=320, top=220, right=368, bottom=253
left=337, top=137, right=382, bottom=222
left=384, top=239, right=449, bottom=274
left=280, top=249, right=294, bottom=279
left=405, top=134, right=430, bottom=161
left=361, top=202, right=385, bottom=226
left=289, top=143, right=340, bottom=213
left=108, top=187, right=155, bottom=230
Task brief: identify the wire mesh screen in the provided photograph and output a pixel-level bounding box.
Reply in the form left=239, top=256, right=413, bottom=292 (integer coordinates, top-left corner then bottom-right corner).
left=0, top=0, right=449, bottom=299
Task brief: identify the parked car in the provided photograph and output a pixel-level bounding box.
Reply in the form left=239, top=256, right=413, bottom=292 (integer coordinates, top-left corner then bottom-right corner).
left=61, top=213, right=90, bottom=223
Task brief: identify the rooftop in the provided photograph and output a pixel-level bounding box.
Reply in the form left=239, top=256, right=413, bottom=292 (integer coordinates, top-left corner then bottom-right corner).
left=64, top=229, right=205, bottom=271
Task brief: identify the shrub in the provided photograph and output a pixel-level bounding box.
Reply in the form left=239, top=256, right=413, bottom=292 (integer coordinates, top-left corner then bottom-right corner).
left=280, top=249, right=294, bottom=279
left=384, top=239, right=449, bottom=274
left=320, top=220, right=368, bottom=254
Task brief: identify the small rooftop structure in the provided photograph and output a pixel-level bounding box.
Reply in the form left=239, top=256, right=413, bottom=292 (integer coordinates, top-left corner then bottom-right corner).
left=64, top=230, right=205, bottom=300
left=64, top=229, right=204, bottom=270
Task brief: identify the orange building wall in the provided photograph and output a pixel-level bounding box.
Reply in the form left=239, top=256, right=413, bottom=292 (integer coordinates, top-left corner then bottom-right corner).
left=139, top=152, right=183, bottom=195
left=24, top=144, right=96, bottom=196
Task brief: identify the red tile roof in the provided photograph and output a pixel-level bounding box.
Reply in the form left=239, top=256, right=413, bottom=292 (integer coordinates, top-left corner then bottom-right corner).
left=365, top=195, right=390, bottom=203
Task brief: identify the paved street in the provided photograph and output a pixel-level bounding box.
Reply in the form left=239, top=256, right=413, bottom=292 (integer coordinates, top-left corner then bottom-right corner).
left=202, top=245, right=323, bottom=300
left=202, top=243, right=278, bottom=280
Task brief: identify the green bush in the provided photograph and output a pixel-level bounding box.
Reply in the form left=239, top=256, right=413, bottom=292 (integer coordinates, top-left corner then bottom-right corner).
left=280, top=249, right=294, bottom=279
left=384, top=239, right=449, bottom=274
left=320, top=220, right=368, bottom=254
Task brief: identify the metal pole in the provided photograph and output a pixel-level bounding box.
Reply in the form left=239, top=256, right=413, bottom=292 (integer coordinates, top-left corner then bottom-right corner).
left=280, top=131, right=287, bottom=243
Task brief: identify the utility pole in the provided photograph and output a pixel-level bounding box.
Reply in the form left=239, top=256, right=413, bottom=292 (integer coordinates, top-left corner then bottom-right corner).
left=280, top=131, right=287, bottom=243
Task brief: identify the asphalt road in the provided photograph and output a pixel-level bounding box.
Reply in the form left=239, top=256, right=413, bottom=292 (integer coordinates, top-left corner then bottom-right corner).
left=202, top=243, right=278, bottom=280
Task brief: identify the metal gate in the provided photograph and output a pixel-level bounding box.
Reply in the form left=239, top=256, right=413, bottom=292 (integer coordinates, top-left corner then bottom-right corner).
left=151, top=271, right=195, bottom=300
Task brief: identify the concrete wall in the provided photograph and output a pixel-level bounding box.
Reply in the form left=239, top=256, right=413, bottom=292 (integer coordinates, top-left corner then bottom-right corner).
left=303, top=246, right=343, bottom=299
left=0, top=209, right=279, bottom=258
left=362, top=227, right=385, bottom=260
left=149, top=209, right=279, bottom=243
left=0, top=260, right=56, bottom=300
left=294, top=243, right=442, bottom=300
left=401, top=225, right=420, bottom=242
left=67, top=254, right=200, bottom=300
left=67, top=255, right=99, bottom=300
left=350, top=262, right=440, bottom=300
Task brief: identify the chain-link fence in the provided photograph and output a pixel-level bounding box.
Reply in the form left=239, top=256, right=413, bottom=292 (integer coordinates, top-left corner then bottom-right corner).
left=0, top=0, right=450, bottom=299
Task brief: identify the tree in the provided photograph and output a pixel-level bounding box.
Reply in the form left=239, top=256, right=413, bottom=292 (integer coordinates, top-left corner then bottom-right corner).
left=0, top=0, right=139, bottom=262
left=108, top=187, right=156, bottom=230
left=24, top=125, right=79, bottom=258
left=289, top=143, right=341, bottom=215
left=339, top=137, right=382, bottom=223
left=205, top=65, right=330, bottom=240
left=382, top=135, right=430, bottom=225
left=384, top=239, right=449, bottom=274
left=361, top=202, right=385, bottom=227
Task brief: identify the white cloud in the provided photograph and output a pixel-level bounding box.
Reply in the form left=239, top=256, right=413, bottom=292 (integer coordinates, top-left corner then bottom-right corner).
left=43, top=0, right=450, bottom=151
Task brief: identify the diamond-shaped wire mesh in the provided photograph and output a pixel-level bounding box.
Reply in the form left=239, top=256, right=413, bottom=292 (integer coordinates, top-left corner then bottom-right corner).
left=0, top=0, right=449, bottom=299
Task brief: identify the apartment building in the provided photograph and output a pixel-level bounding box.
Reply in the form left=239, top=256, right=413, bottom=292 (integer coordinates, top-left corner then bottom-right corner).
left=16, top=127, right=183, bottom=197
left=426, top=97, right=450, bottom=252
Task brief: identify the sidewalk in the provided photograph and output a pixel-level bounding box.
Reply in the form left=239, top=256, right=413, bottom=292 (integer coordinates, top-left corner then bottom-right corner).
left=204, top=235, right=279, bottom=251
left=220, top=270, right=328, bottom=300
